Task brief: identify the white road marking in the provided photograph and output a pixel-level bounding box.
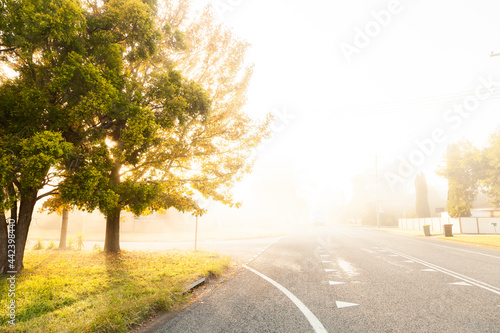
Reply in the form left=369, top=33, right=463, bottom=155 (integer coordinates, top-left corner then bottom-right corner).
left=325, top=269, right=336, bottom=272
left=360, top=248, right=375, bottom=254
left=337, top=258, right=359, bottom=277
left=243, top=265, right=328, bottom=333
left=336, top=301, right=359, bottom=309
left=329, top=281, right=345, bottom=285
left=320, top=255, right=329, bottom=257
left=421, top=269, right=436, bottom=272
left=450, top=282, right=472, bottom=286
left=383, top=248, right=500, bottom=296
left=322, top=261, right=333, bottom=263
left=245, top=237, right=283, bottom=264
left=402, top=260, right=415, bottom=263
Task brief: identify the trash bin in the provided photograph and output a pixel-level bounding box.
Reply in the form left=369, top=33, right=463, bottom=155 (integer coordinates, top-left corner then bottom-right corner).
left=423, top=225, right=431, bottom=236
left=443, top=224, right=453, bottom=237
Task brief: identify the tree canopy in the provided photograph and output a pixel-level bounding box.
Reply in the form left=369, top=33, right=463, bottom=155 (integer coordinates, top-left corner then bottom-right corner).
left=437, top=142, right=480, bottom=218
left=0, top=0, right=270, bottom=271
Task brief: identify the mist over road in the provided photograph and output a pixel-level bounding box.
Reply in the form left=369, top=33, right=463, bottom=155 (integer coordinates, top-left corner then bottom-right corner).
left=155, top=225, right=500, bottom=332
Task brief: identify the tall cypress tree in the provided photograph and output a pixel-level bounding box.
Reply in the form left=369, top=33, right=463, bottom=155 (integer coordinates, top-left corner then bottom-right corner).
left=415, top=172, right=431, bottom=218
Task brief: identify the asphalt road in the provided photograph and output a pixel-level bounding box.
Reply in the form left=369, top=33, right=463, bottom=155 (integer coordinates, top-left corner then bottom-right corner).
left=154, top=225, right=500, bottom=333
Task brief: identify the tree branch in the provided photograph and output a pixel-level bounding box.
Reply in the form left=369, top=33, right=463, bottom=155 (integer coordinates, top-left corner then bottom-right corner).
left=0, top=47, right=16, bottom=53
left=36, top=189, right=58, bottom=201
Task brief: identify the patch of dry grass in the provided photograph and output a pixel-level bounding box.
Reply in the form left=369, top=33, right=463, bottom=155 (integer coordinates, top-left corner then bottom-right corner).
left=0, top=249, right=230, bottom=332
left=437, top=235, right=500, bottom=248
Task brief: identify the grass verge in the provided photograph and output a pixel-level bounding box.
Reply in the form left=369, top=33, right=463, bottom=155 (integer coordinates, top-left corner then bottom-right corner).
left=0, top=249, right=230, bottom=333
left=437, top=235, right=500, bottom=248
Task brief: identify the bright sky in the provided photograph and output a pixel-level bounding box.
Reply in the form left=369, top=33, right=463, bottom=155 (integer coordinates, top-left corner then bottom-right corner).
left=194, top=0, right=500, bottom=206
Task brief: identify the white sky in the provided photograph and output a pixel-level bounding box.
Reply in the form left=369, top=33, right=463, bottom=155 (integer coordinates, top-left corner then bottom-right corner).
left=194, top=0, right=500, bottom=204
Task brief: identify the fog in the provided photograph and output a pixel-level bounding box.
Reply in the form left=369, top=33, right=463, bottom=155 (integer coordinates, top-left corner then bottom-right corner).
left=28, top=0, right=500, bottom=244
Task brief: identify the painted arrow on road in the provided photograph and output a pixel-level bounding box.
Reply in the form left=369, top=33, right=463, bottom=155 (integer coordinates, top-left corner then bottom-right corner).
left=336, top=301, right=359, bottom=309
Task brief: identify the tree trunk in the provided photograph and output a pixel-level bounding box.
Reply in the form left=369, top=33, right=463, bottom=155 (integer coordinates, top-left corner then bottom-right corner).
left=104, top=161, right=122, bottom=253
left=0, top=213, right=8, bottom=274
left=59, top=209, right=69, bottom=250
left=0, top=189, right=37, bottom=274
left=104, top=207, right=121, bottom=253
left=13, top=190, right=38, bottom=272
left=10, top=201, right=17, bottom=226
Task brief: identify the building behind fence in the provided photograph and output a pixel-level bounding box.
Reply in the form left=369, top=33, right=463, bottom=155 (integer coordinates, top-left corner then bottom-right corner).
left=398, top=217, right=500, bottom=234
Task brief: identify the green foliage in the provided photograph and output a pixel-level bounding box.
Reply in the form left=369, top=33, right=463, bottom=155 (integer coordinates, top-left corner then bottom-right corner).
left=477, top=129, right=500, bottom=208
left=47, top=240, right=57, bottom=250
left=67, top=237, right=76, bottom=251
left=76, top=232, right=85, bottom=250
left=1, top=0, right=271, bottom=258
left=437, top=142, right=480, bottom=218
left=92, top=243, right=103, bottom=252
left=32, top=239, right=45, bottom=251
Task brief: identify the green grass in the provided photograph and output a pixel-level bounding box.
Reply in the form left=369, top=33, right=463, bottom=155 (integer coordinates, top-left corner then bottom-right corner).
left=438, top=234, right=500, bottom=248
left=0, top=249, right=230, bottom=332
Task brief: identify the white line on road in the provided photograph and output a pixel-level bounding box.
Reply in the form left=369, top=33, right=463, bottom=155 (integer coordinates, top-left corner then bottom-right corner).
left=450, top=282, right=472, bottom=286
left=243, top=264, right=328, bottom=333
left=329, top=281, right=345, bottom=285
left=383, top=248, right=500, bottom=296
left=246, top=237, right=284, bottom=264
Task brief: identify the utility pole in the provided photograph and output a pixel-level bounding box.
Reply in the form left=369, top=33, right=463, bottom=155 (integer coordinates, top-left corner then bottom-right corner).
left=194, top=200, right=199, bottom=251
left=375, top=155, right=380, bottom=228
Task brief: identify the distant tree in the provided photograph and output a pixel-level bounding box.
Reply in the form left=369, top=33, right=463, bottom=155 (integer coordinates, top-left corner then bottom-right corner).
left=415, top=173, right=431, bottom=218
left=437, top=143, right=479, bottom=218
left=477, top=128, right=500, bottom=208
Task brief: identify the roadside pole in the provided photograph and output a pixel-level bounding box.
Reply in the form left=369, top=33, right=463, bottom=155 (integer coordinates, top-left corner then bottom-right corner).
left=195, top=214, right=198, bottom=251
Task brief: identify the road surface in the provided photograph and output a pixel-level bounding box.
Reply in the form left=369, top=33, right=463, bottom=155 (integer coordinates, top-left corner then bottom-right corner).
left=154, top=225, right=500, bottom=332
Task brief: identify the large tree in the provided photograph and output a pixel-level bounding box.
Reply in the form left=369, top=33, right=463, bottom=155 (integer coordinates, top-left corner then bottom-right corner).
left=1, top=0, right=270, bottom=264
left=437, top=142, right=480, bottom=218
left=59, top=0, right=269, bottom=252
left=0, top=0, right=268, bottom=271
left=0, top=0, right=95, bottom=272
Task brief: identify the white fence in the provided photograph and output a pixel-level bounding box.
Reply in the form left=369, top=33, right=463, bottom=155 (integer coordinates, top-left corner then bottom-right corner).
left=398, top=217, right=500, bottom=234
